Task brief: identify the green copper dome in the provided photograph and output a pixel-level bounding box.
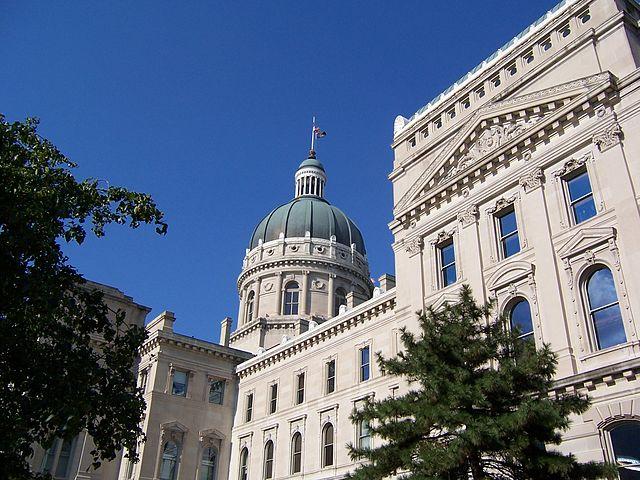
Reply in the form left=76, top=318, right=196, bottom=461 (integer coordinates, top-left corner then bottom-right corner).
left=298, top=157, right=325, bottom=171
left=249, top=196, right=366, bottom=254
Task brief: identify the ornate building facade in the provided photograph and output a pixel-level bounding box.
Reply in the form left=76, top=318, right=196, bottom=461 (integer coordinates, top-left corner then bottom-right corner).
left=30, top=0, right=640, bottom=478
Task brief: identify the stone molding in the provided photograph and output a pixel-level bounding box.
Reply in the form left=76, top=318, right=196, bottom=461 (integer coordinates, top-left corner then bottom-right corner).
left=236, top=290, right=396, bottom=378
left=592, top=122, right=622, bottom=151
left=456, top=204, right=478, bottom=227
left=518, top=167, right=544, bottom=192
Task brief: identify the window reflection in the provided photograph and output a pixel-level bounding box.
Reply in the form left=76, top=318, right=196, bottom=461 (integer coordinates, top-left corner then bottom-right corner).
left=611, top=422, right=640, bottom=479
left=567, top=170, right=596, bottom=224
left=509, top=298, right=533, bottom=342
left=586, top=267, right=626, bottom=349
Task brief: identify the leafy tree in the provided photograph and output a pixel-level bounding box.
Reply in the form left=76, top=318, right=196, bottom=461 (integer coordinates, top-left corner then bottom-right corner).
left=0, top=115, right=167, bottom=479
left=347, top=285, right=616, bottom=480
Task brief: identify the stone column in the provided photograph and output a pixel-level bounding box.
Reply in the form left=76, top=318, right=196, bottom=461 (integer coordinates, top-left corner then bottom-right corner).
left=274, top=273, right=283, bottom=315
left=456, top=204, right=485, bottom=299
left=237, top=289, right=245, bottom=326
left=519, top=168, right=575, bottom=374
left=300, top=270, right=309, bottom=316
left=327, top=274, right=336, bottom=317
left=254, top=278, right=262, bottom=319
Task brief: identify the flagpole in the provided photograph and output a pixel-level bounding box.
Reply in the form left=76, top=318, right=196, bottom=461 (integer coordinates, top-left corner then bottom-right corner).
left=310, top=116, right=316, bottom=153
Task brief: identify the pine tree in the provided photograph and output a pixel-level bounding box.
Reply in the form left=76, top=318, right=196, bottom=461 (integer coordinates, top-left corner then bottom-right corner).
left=347, top=285, right=617, bottom=480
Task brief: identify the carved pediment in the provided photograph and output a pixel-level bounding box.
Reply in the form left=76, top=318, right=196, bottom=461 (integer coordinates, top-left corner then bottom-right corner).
left=487, top=261, right=534, bottom=291
left=394, top=73, right=613, bottom=216
left=558, top=227, right=616, bottom=259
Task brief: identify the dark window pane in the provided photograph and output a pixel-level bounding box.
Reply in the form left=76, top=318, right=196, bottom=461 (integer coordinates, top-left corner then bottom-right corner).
left=593, top=304, right=626, bottom=349
left=510, top=300, right=533, bottom=337
left=441, top=243, right=455, bottom=266
left=611, top=423, right=640, bottom=480
left=498, top=210, right=517, bottom=236
left=443, top=265, right=456, bottom=286
left=587, top=268, right=618, bottom=309
left=573, top=196, right=596, bottom=224
left=567, top=171, right=592, bottom=201
left=502, top=233, right=521, bottom=258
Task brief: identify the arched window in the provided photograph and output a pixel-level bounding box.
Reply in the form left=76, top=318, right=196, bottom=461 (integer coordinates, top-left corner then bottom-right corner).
left=159, top=441, right=180, bottom=480
left=509, top=298, right=534, bottom=342
left=586, top=267, right=626, bottom=350
left=609, top=422, right=640, bottom=480
left=245, top=291, right=255, bottom=324
left=239, top=448, right=249, bottom=480
left=263, top=440, right=274, bottom=479
left=322, top=423, right=334, bottom=467
left=291, top=432, right=302, bottom=474
left=283, top=281, right=300, bottom=315
left=334, top=288, right=347, bottom=316
left=199, top=446, right=218, bottom=480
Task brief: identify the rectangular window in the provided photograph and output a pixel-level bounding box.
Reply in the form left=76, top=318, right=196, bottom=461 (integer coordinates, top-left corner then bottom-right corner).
left=296, top=373, right=305, bottom=405
left=245, top=393, right=253, bottom=422
left=475, top=86, right=486, bottom=99
left=326, top=360, right=336, bottom=394
left=208, top=379, right=225, bottom=405
left=360, top=346, right=370, bottom=382
left=461, top=96, right=470, bottom=110
left=269, top=383, right=278, bottom=414
left=439, top=240, right=456, bottom=287
left=566, top=170, right=596, bottom=224
left=171, top=370, right=188, bottom=397
left=358, top=420, right=371, bottom=450
left=497, top=208, right=520, bottom=258
left=139, top=370, right=148, bottom=394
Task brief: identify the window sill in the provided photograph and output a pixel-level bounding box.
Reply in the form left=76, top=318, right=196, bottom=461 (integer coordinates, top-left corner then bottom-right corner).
left=579, top=340, right=640, bottom=367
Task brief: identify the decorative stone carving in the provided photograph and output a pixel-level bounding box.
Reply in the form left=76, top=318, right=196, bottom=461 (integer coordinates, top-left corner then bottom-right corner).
left=266, top=248, right=274, bottom=256
left=486, top=194, right=518, bottom=215
left=263, top=282, right=273, bottom=292
left=289, top=245, right=299, bottom=252
left=405, top=236, right=423, bottom=255
left=457, top=204, right=478, bottom=227
left=593, top=123, right=622, bottom=152
left=394, top=73, right=612, bottom=212
left=553, top=152, right=591, bottom=177
left=314, top=245, right=326, bottom=253
left=431, top=229, right=454, bottom=246
left=519, top=167, right=544, bottom=192
left=311, top=280, right=325, bottom=290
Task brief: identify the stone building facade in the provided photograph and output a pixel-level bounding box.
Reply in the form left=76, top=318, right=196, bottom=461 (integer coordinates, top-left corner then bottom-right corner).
left=30, top=0, right=640, bottom=479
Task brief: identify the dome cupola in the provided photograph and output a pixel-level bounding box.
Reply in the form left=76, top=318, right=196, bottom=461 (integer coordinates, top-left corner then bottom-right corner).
left=294, top=150, right=326, bottom=198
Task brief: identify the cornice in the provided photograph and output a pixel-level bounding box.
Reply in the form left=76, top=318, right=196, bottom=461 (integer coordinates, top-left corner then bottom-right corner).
left=237, top=256, right=372, bottom=290
left=140, top=330, right=253, bottom=363
left=236, top=289, right=396, bottom=378
left=551, top=356, right=640, bottom=394
left=392, top=0, right=590, bottom=141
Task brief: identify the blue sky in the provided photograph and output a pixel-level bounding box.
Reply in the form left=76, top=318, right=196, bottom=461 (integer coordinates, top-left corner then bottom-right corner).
left=2, top=1, right=560, bottom=343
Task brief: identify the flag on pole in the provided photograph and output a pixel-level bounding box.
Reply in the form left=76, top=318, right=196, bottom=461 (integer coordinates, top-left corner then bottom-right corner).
left=313, top=126, right=327, bottom=138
